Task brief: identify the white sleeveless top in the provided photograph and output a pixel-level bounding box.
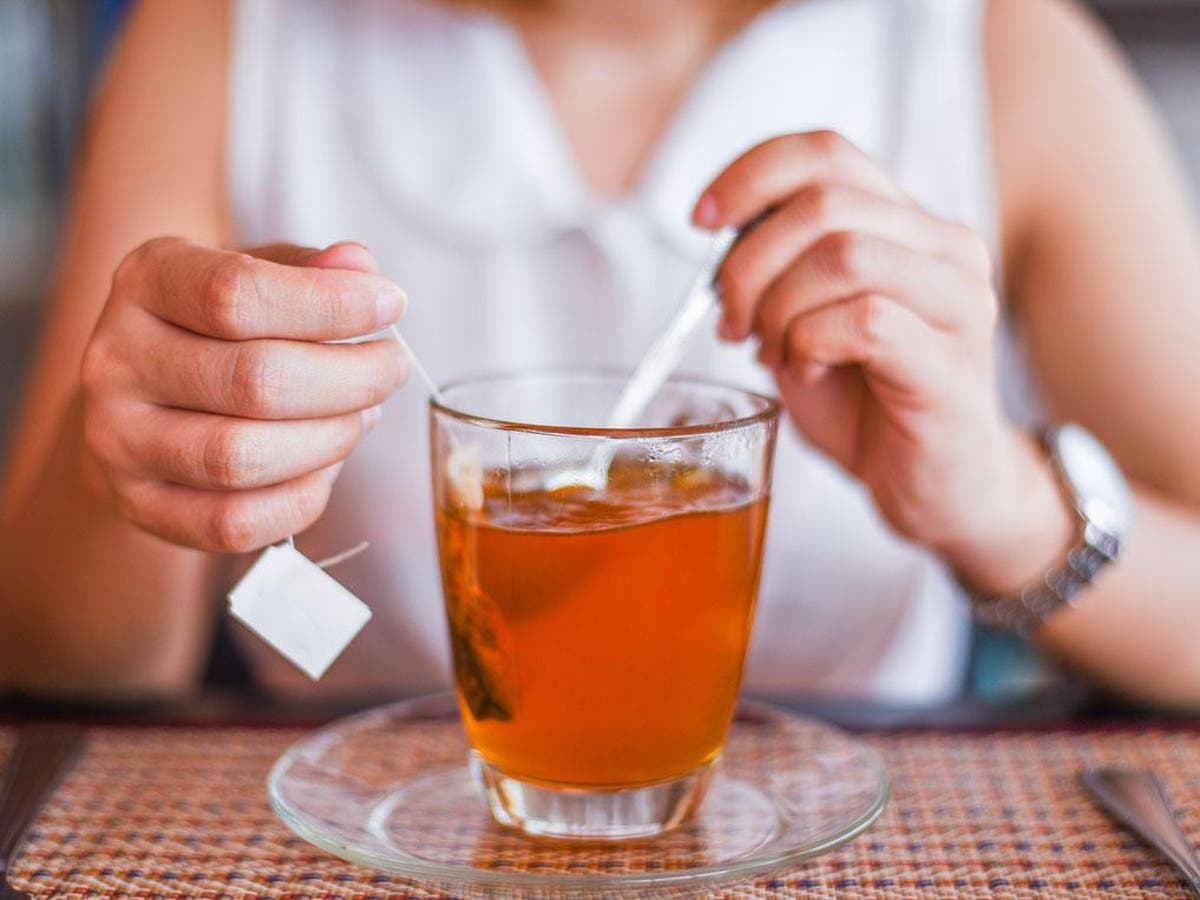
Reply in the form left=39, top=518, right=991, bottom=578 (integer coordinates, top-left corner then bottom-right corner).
left=228, top=0, right=1010, bottom=704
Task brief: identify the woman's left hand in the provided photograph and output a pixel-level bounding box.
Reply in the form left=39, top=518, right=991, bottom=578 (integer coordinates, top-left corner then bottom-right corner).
left=695, top=131, right=1072, bottom=592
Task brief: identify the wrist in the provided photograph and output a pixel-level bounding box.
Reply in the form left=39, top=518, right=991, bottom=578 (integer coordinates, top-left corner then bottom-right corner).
left=940, top=428, right=1076, bottom=597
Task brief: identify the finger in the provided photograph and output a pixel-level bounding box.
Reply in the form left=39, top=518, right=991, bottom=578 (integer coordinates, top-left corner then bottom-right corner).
left=112, top=405, right=380, bottom=490
left=781, top=293, right=948, bottom=399
left=773, top=362, right=865, bottom=467
left=128, top=237, right=406, bottom=340
left=138, top=327, right=406, bottom=418
left=717, top=184, right=993, bottom=339
left=248, top=240, right=382, bottom=275
left=114, top=465, right=342, bottom=553
left=694, top=131, right=907, bottom=230
left=754, top=232, right=992, bottom=367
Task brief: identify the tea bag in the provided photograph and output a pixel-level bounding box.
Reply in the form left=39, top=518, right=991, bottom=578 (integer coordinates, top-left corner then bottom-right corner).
left=439, top=511, right=518, bottom=722
left=446, top=589, right=517, bottom=722
left=438, top=442, right=515, bottom=720
left=446, top=443, right=484, bottom=511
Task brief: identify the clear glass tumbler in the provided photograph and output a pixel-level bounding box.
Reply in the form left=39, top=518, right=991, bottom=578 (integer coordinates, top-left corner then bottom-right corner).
left=430, top=371, right=780, bottom=840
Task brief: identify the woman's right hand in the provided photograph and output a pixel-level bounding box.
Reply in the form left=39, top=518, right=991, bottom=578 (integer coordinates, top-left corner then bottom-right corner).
left=79, top=238, right=408, bottom=553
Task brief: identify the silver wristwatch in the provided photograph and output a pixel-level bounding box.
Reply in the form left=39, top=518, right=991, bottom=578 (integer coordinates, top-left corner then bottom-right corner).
left=969, top=424, right=1134, bottom=636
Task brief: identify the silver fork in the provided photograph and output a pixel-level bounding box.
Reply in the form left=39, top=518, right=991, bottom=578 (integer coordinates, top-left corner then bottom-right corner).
left=0, top=728, right=85, bottom=900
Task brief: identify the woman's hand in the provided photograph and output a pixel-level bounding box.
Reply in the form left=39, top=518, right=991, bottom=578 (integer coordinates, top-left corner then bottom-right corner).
left=696, top=132, right=1073, bottom=593
left=79, top=239, right=408, bottom=553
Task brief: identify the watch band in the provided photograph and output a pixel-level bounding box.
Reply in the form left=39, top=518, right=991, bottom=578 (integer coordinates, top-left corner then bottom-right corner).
left=969, top=523, right=1120, bottom=636
left=966, top=424, right=1129, bottom=637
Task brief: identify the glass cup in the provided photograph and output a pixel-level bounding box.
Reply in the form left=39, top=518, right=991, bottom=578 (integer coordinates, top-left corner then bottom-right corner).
left=430, top=371, right=780, bottom=840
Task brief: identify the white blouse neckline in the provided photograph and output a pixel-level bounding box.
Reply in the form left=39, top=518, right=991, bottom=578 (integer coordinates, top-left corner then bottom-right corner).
left=349, top=0, right=894, bottom=258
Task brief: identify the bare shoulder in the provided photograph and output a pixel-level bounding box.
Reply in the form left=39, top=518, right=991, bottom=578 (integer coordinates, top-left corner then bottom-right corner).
left=86, top=0, right=232, bottom=229
left=984, top=0, right=1132, bottom=142
left=56, top=0, right=233, bottom=312
left=53, top=0, right=233, bottom=353
left=983, top=0, right=1150, bottom=267
left=980, top=0, right=1200, bottom=498
left=111, top=0, right=231, bottom=91
left=984, top=0, right=1116, bottom=63
left=65, top=0, right=233, bottom=283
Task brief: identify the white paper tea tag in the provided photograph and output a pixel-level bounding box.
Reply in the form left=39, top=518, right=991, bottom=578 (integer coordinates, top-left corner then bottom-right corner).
left=228, top=543, right=372, bottom=680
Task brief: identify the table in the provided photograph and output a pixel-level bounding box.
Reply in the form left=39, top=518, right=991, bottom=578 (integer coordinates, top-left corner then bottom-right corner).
left=4, top=723, right=1199, bottom=898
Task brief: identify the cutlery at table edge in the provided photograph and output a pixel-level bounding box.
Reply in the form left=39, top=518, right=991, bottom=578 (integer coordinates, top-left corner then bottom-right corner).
left=1081, top=767, right=1200, bottom=896
left=0, top=727, right=86, bottom=900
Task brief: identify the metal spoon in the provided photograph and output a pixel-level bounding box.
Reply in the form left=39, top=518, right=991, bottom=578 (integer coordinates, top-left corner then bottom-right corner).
left=1080, top=767, right=1200, bottom=895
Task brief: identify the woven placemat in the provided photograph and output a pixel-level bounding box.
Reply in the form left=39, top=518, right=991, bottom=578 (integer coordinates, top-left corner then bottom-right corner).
left=3, top=724, right=1198, bottom=898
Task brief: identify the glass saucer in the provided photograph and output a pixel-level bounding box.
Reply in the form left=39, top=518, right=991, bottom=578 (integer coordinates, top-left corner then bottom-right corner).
left=268, top=693, right=889, bottom=898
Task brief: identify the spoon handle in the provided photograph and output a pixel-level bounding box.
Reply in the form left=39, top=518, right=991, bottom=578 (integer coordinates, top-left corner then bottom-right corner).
left=604, top=227, right=738, bottom=429
left=1081, top=767, right=1200, bottom=894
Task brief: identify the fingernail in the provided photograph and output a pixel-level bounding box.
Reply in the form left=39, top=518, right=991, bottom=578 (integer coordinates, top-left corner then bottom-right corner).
left=326, top=240, right=375, bottom=263
left=798, top=361, right=830, bottom=384
left=693, top=192, right=720, bottom=228
left=361, top=405, right=382, bottom=434
left=320, top=240, right=372, bottom=257
left=376, top=287, right=407, bottom=326
left=322, top=461, right=345, bottom=483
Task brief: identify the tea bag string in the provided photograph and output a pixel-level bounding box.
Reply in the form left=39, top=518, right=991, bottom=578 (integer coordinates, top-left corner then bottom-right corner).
left=390, top=324, right=446, bottom=405
left=282, top=326, right=446, bottom=569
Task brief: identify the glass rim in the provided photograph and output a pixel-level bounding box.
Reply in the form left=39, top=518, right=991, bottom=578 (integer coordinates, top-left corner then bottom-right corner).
left=429, top=367, right=781, bottom=439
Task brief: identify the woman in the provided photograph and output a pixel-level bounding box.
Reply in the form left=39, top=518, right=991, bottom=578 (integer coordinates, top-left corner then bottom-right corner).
left=2, top=0, right=1199, bottom=707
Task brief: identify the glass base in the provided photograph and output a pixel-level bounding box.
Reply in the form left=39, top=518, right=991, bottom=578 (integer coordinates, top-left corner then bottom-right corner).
left=470, top=751, right=714, bottom=841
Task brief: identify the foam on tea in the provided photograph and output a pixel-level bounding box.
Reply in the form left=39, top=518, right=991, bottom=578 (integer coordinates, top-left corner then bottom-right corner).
left=437, top=455, right=768, bottom=788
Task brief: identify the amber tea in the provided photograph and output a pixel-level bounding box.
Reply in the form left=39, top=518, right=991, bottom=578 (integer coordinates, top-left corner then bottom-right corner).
left=438, top=462, right=768, bottom=789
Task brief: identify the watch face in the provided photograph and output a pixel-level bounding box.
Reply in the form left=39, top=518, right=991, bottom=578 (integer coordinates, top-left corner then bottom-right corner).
left=1054, top=425, right=1134, bottom=536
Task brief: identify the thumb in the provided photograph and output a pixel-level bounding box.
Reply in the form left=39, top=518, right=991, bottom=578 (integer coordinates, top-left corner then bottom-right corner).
left=245, top=240, right=381, bottom=274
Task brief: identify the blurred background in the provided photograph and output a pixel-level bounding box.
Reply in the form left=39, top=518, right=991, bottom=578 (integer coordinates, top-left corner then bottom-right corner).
left=0, top=0, right=1198, bottom=713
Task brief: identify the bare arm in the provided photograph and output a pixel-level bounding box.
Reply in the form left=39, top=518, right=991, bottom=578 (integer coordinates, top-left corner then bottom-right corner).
left=697, top=0, right=1200, bottom=711
left=989, top=0, right=1200, bottom=706
left=0, top=1, right=407, bottom=699
left=0, top=1, right=231, bottom=698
